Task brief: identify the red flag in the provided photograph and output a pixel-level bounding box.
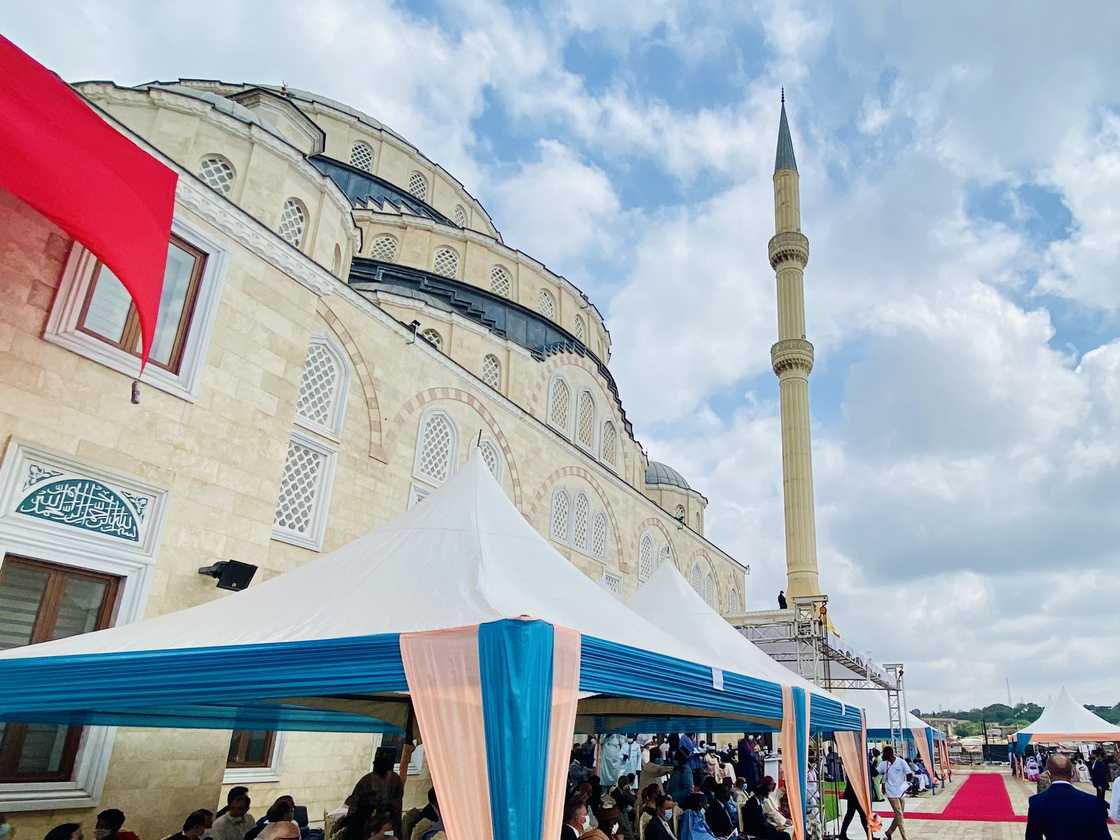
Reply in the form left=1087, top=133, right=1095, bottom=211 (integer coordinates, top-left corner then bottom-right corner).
left=0, top=34, right=177, bottom=370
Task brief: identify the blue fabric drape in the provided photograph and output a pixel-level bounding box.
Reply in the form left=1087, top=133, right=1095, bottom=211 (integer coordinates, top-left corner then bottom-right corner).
left=793, top=686, right=809, bottom=832
left=478, top=620, right=554, bottom=840
left=1014, top=733, right=1032, bottom=755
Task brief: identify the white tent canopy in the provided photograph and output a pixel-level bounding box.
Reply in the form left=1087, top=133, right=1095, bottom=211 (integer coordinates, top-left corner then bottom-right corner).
left=832, top=688, right=932, bottom=733
left=1015, top=686, right=1120, bottom=745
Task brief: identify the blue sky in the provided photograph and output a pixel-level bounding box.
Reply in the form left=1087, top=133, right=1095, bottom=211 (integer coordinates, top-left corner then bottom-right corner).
left=7, top=0, right=1120, bottom=709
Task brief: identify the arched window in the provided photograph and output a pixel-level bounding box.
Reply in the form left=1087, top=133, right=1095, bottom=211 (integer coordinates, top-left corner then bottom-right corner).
left=600, top=421, right=617, bottom=467
left=577, top=391, right=595, bottom=450
left=453, top=205, right=467, bottom=227
left=332, top=243, right=343, bottom=276
left=420, top=328, right=443, bottom=351
left=538, top=289, right=555, bottom=318
left=659, top=544, right=673, bottom=570
left=199, top=155, right=235, bottom=195
left=414, top=411, right=457, bottom=487
left=490, top=265, right=512, bottom=297
left=574, top=315, right=586, bottom=343
left=550, top=488, right=571, bottom=543
left=432, top=246, right=459, bottom=278
left=638, top=533, right=654, bottom=581
left=592, top=512, right=608, bottom=561
left=350, top=141, right=374, bottom=172
left=689, top=564, right=703, bottom=593
left=548, top=378, right=571, bottom=433
left=704, top=573, right=715, bottom=606
left=728, top=586, right=740, bottom=612
left=675, top=503, right=686, bottom=520
left=369, top=233, right=399, bottom=261
left=482, top=354, right=501, bottom=390
left=479, top=439, right=502, bottom=481
left=408, top=171, right=428, bottom=201
left=295, top=336, right=349, bottom=436
left=572, top=493, right=591, bottom=552
left=278, top=198, right=307, bottom=248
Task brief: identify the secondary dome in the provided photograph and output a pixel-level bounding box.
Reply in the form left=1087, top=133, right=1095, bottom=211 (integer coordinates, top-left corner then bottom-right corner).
left=645, top=461, right=692, bottom=490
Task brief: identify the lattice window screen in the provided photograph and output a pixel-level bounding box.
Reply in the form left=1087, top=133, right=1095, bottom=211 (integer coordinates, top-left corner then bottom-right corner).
left=350, top=142, right=375, bottom=172
left=278, top=199, right=307, bottom=247
left=572, top=493, right=591, bottom=551
left=689, top=564, right=703, bottom=593
left=538, top=289, right=555, bottom=318
left=296, top=342, right=342, bottom=431
left=274, top=440, right=326, bottom=536
left=369, top=234, right=398, bottom=261
left=601, top=571, right=622, bottom=595
left=432, top=247, right=459, bottom=278
left=592, top=512, right=607, bottom=560
left=490, top=265, right=512, bottom=297
left=453, top=205, right=467, bottom=227
left=601, top=422, right=617, bottom=467
left=415, top=413, right=455, bottom=485
left=638, top=534, right=654, bottom=581
left=480, top=440, right=501, bottom=480
left=199, top=156, right=235, bottom=195
left=704, top=573, right=715, bottom=606
left=574, top=316, right=586, bottom=342
left=420, top=329, right=442, bottom=350
left=482, top=355, right=501, bottom=389
left=408, top=171, right=428, bottom=200
left=549, top=379, right=570, bottom=432
left=550, top=489, right=570, bottom=542
left=577, top=392, right=595, bottom=449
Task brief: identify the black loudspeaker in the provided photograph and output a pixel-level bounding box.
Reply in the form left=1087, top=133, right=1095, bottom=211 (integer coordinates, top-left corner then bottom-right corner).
left=197, top=560, right=258, bottom=591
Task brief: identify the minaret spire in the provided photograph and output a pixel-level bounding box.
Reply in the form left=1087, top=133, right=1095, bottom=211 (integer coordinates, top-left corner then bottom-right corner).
left=768, top=97, right=821, bottom=599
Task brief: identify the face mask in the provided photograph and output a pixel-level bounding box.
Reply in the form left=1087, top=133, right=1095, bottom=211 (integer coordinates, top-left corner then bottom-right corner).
left=581, top=816, right=591, bottom=831
left=663, top=809, right=674, bottom=821
left=95, top=830, right=112, bottom=840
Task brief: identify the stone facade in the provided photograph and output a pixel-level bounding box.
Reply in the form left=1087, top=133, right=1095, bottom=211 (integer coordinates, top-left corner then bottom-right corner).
left=0, top=80, right=748, bottom=838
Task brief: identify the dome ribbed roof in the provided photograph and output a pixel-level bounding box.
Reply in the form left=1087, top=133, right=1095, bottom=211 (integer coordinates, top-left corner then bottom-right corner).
left=645, top=461, right=692, bottom=490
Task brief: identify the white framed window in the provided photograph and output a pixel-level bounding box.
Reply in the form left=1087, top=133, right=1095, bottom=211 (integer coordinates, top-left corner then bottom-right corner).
left=704, top=573, right=715, bottom=607
left=601, top=571, right=622, bottom=596
left=453, top=205, right=467, bottom=227
left=550, top=488, right=571, bottom=543
left=432, top=246, right=459, bottom=279
left=572, top=492, right=591, bottom=552
left=44, top=218, right=227, bottom=403
left=576, top=391, right=596, bottom=451
left=601, top=421, right=617, bottom=468
left=295, top=334, right=350, bottom=439
left=198, top=155, right=236, bottom=195
left=489, top=265, right=512, bottom=297
left=548, top=377, right=571, bottom=435
left=223, top=731, right=287, bottom=784
left=638, top=533, right=654, bottom=582
left=350, top=141, right=375, bottom=172
left=481, top=354, right=501, bottom=390
left=272, top=431, right=337, bottom=550
left=538, top=288, right=556, bottom=318
left=591, top=512, right=607, bottom=561
left=574, top=315, right=586, bottom=343
left=369, top=233, right=399, bottom=261
left=479, top=439, right=502, bottom=482
left=689, top=563, right=703, bottom=594
left=413, top=410, right=458, bottom=488
left=278, top=198, right=308, bottom=248
left=0, top=441, right=168, bottom=811
left=420, top=328, right=443, bottom=351
left=408, top=171, right=428, bottom=201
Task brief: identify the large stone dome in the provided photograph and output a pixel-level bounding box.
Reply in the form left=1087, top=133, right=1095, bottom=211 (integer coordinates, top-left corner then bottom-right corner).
left=645, top=461, right=692, bottom=490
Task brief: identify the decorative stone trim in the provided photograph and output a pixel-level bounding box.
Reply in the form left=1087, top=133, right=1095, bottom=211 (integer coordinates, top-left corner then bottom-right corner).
left=316, top=299, right=387, bottom=462
left=526, top=466, right=626, bottom=572
left=389, top=387, right=523, bottom=508
left=767, top=231, right=809, bottom=269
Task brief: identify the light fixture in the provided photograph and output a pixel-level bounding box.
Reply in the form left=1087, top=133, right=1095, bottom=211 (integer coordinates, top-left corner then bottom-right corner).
left=197, top=560, right=258, bottom=592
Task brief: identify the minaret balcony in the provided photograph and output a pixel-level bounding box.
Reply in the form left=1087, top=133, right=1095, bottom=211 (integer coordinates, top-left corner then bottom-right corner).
left=768, top=231, right=809, bottom=269
left=771, top=338, right=815, bottom=375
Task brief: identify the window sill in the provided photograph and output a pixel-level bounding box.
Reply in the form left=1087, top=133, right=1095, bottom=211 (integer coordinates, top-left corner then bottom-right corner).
left=43, top=329, right=199, bottom=402
left=223, top=766, right=282, bottom=784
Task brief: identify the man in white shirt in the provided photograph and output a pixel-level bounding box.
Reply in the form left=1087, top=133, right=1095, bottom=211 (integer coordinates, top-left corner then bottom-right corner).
left=877, top=746, right=912, bottom=840
left=210, top=793, right=254, bottom=840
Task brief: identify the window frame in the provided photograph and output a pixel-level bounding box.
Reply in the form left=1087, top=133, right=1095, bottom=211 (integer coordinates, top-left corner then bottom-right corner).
left=547, top=377, right=572, bottom=437
left=45, top=218, right=228, bottom=402
left=294, top=333, right=351, bottom=441
left=270, top=430, right=338, bottom=551
left=576, top=390, right=597, bottom=453
left=277, top=197, right=309, bottom=249
left=431, top=246, right=460, bottom=279
left=369, top=233, right=399, bottom=261
left=412, top=409, right=459, bottom=492
left=0, top=556, right=120, bottom=784
left=408, top=171, right=429, bottom=201
left=198, top=154, right=237, bottom=195
left=349, top=141, right=375, bottom=173
left=481, top=354, right=502, bottom=391
left=223, top=730, right=286, bottom=784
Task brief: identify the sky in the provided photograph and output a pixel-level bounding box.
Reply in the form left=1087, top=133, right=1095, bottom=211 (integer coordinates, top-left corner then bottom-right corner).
left=6, top=0, right=1119, bottom=711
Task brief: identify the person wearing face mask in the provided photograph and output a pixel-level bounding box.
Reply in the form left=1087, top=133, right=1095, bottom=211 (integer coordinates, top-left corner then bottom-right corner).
left=562, top=797, right=589, bottom=840
left=162, top=811, right=211, bottom=840
left=210, top=793, right=253, bottom=840
left=643, top=795, right=677, bottom=840
left=94, top=810, right=139, bottom=840
left=581, top=806, right=623, bottom=840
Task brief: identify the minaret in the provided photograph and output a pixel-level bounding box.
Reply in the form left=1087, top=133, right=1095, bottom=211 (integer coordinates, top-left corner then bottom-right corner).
left=769, top=93, right=821, bottom=599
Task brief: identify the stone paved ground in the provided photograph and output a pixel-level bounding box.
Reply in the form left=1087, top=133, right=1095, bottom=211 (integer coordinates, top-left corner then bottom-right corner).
left=832, top=767, right=1120, bottom=839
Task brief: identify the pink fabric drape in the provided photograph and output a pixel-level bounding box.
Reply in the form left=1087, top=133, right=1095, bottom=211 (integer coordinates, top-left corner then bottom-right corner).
left=400, top=626, right=493, bottom=840
left=834, top=715, right=880, bottom=839
left=541, top=627, right=581, bottom=840
left=911, top=727, right=938, bottom=786
left=780, top=686, right=806, bottom=840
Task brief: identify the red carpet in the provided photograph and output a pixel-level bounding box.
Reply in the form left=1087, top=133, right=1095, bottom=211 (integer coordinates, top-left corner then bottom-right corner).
left=874, top=772, right=1026, bottom=822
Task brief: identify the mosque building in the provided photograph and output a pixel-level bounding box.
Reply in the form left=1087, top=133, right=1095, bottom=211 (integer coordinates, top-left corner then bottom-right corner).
left=0, top=79, right=759, bottom=834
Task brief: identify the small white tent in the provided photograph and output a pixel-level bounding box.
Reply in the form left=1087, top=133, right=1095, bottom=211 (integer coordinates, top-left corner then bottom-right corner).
left=1014, top=686, right=1120, bottom=752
